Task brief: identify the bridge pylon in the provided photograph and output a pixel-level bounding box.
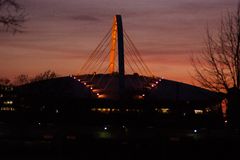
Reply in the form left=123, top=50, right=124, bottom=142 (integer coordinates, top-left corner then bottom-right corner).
left=109, top=15, right=125, bottom=93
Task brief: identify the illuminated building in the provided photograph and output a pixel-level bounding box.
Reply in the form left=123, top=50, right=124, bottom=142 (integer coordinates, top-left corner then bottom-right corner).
left=0, top=85, right=16, bottom=112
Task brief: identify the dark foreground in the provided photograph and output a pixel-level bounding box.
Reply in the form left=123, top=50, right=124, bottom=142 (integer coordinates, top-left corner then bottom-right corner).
left=0, top=121, right=239, bottom=160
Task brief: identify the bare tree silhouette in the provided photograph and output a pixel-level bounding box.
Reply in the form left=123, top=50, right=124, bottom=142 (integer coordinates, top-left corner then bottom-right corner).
left=31, top=70, right=58, bottom=82
left=14, top=74, right=29, bottom=86
left=192, top=3, right=240, bottom=128
left=192, top=3, right=240, bottom=93
left=0, top=77, right=10, bottom=85
left=0, top=0, right=25, bottom=33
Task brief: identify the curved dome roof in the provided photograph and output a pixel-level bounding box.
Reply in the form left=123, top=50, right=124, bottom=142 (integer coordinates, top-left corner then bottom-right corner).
left=17, top=74, right=223, bottom=107
left=17, top=77, right=93, bottom=99
left=148, top=79, right=222, bottom=105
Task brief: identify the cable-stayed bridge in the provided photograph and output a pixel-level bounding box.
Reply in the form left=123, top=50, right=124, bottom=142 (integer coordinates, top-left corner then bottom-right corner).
left=18, top=15, right=223, bottom=111
left=72, top=15, right=161, bottom=100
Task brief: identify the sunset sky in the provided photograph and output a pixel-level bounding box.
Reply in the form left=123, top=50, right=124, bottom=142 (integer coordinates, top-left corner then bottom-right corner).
left=0, top=0, right=238, bottom=84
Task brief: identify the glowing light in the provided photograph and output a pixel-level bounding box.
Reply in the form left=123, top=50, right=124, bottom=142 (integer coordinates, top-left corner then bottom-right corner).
left=194, top=109, right=203, bottom=114
left=92, top=108, right=121, bottom=112
left=154, top=108, right=170, bottom=114
left=84, top=82, right=87, bottom=85
left=78, top=79, right=81, bottom=82
left=224, top=120, right=228, bottom=124
left=0, top=107, right=15, bottom=111
left=110, top=16, right=117, bottom=74
left=92, top=89, right=101, bottom=93
left=3, top=101, right=13, bottom=105
left=56, top=109, right=59, bottom=113
left=194, top=129, right=197, bottom=133
left=161, top=108, right=170, bottom=113
left=104, top=126, right=108, bottom=130
left=135, top=94, right=145, bottom=100
left=155, top=81, right=158, bottom=84
left=96, top=93, right=107, bottom=99
left=90, top=87, right=93, bottom=90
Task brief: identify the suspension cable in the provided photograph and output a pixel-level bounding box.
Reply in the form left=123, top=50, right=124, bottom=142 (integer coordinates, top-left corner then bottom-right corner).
left=124, top=30, right=154, bottom=76
left=80, top=27, right=112, bottom=74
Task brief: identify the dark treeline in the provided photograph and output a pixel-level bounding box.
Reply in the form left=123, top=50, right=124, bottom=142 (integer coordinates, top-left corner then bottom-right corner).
left=0, top=70, right=58, bottom=86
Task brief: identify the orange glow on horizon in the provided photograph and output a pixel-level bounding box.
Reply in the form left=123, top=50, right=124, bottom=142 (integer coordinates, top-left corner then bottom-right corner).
left=0, top=0, right=236, bottom=86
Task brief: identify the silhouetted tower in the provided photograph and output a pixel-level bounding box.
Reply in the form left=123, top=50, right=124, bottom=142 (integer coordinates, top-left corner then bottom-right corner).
left=110, top=15, right=125, bottom=96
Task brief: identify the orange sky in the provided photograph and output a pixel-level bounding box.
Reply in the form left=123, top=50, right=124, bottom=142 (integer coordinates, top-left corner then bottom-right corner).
left=0, top=0, right=238, bottom=85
